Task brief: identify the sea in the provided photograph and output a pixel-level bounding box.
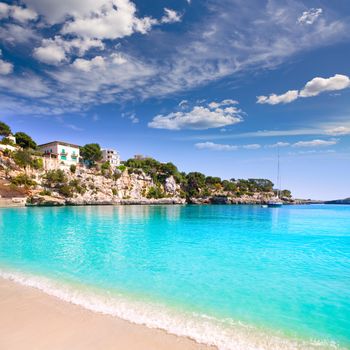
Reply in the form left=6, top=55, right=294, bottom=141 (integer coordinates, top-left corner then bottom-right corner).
left=0, top=204, right=349, bottom=349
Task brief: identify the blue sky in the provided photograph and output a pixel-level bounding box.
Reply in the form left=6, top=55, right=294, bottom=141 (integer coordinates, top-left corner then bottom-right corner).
left=0, top=0, right=349, bottom=199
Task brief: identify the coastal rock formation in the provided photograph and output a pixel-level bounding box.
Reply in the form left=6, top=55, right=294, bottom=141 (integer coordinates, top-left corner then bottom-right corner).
left=0, top=149, right=294, bottom=207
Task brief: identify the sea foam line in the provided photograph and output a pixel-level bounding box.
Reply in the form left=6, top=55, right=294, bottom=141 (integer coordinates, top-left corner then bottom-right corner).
left=0, top=268, right=340, bottom=350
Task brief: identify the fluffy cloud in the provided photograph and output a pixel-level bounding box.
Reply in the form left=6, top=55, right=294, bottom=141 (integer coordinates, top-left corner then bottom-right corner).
left=257, top=74, right=350, bottom=105
left=0, top=23, right=39, bottom=44
left=208, top=99, right=238, bottom=109
left=161, top=8, right=181, bottom=24
left=0, top=50, right=13, bottom=75
left=2, top=0, right=350, bottom=116
left=33, top=42, right=66, bottom=65
left=0, top=2, right=37, bottom=23
left=299, top=74, right=350, bottom=97
left=195, top=142, right=238, bottom=151
left=148, top=101, right=242, bottom=130
left=61, top=0, right=157, bottom=40
left=292, top=139, right=338, bottom=148
left=33, top=36, right=104, bottom=65
left=257, top=90, right=298, bottom=105
left=298, top=8, right=322, bottom=25
left=72, top=56, right=105, bottom=72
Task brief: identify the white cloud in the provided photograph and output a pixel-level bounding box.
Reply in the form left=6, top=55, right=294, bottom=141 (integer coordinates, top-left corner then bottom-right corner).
left=0, top=59, right=13, bottom=75
left=325, top=126, right=350, bottom=136
left=148, top=101, right=243, bottom=130
left=0, top=50, right=13, bottom=75
left=299, top=74, right=350, bottom=97
left=22, top=0, right=116, bottom=24
left=2, top=0, right=350, bottom=116
left=292, top=139, right=338, bottom=148
left=208, top=99, right=238, bottom=109
left=242, top=144, right=261, bottom=150
left=72, top=56, right=105, bottom=72
left=0, top=23, right=39, bottom=44
left=33, top=42, right=66, bottom=65
left=298, top=8, right=322, bottom=25
left=0, top=73, right=49, bottom=98
left=61, top=0, right=157, bottom=40
left=0, top=3, right=37, bottom=23
left=178, top=100, right=189, bottom=108
left=195, top=142, right=262, bottom=151
left=33, top=36, right=105, bottom=65
left=268, top=142, right=290, bottom=148
left=195, top=142, right=238, bottom=151
left=257, top=90, right=299, bottom=105
left=257, top=74, right=350, bottom=105
left=111, top=53, right=127, bottom=65
left=161, top=8, right=181, bottom=24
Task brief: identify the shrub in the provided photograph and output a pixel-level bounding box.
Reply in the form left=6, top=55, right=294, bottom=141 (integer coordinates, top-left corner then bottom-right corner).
left=147, top=185, right=164, bottom=199
left=117, top=165, right=126, bottom=172
left=14, top=132, right=37, bottom=149
left=10, top=173, right=37, bottom=187
left=80, top=143, right=102, bottom=167
left=44, top=169, right=67, bottom=187
left=32, top=157, right=43, bottom=170
left=13, top=149, right=32, bottom=168
left=112, top=188, right=117, bottom=196
left=39, top=189, right=52, bottom=196
left=0, top=121, right=11, bottom=136
left=59, top=185, right=73, bottom=197
left=69, top=179, right=86, bottom=195
left=70, top=164, right=76, bottom=173
left=2, top=149, right=13, bottom=158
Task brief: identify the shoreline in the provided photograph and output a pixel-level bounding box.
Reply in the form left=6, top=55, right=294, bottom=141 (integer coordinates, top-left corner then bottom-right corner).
left=0, top=277, right=214, bottom=350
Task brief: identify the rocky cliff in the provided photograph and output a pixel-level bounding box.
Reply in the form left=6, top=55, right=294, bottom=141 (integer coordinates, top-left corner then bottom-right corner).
left=0, top=149, right=293, bottom=206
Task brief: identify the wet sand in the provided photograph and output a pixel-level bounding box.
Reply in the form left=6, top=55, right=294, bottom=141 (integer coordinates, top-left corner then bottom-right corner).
left=0, top=278, right=215, bottom=350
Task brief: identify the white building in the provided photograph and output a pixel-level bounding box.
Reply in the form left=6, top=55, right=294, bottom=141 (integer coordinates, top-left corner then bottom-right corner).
left=102, top=148, right=120, bottom=167
left=38, top=141, right=80, bottom=166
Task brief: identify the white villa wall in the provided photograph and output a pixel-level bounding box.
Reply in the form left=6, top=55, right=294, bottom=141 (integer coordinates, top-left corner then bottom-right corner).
left=39, top=142, right=80, bottom=166
left=102, top=149, right=120, bottom=167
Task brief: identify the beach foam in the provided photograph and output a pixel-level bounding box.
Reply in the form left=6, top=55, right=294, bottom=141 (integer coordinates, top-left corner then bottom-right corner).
left=0, top=268, right=340, bottom=350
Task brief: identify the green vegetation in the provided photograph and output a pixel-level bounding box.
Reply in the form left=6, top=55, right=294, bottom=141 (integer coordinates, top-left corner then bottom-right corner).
left=13, top=149, right=32, bottom=168
left=31, top=157, right=43, bottom=170
left=117, top=165, right=126, bottom=172
left=69, top=179, right=86, bottom=195
left=70, top=164, right=76, bottom=173
left=0, top=137, right=15, bottom=146
left=80, top=143, right=102, bottom=167
left=147, top=185, right=164, bottom=199
left=14, top=132, right=37, bottom=149
left=39, top=189, right=52, bottom=196
left=43, top=169, right=67, bottom=187
left=125, top=157, right=183, bottom=186
left=123, top=157, right=282, bottom=199
left=42, top=170, right=86, bottom=197
left=0, top=121, right=11, bottom=137
left=10, top=173, right=37, bottom=187
left=280, top=189, right=292, bottom=198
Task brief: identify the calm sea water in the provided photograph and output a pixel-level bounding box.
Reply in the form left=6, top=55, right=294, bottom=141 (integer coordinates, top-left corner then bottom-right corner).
left=0, top=205, right=349, bottom=349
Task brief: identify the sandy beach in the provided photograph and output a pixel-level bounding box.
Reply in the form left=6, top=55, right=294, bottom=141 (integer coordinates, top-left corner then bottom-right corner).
left=0, top=278, right=214, bottom=350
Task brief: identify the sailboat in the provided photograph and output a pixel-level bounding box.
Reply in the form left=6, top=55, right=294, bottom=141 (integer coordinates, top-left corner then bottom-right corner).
left=267, top=148, right=283, bottom=208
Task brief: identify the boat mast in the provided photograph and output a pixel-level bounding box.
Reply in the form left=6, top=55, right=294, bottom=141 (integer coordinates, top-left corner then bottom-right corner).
left=276, top=147, right=280, bottom=199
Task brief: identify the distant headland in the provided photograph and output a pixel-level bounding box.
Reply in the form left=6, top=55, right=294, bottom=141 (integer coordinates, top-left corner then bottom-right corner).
left=0, top=119, right=323, bottom=207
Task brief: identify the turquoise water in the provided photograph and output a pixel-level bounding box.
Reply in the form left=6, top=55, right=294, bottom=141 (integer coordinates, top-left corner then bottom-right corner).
left=0, top=205, right=349, bottom=349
